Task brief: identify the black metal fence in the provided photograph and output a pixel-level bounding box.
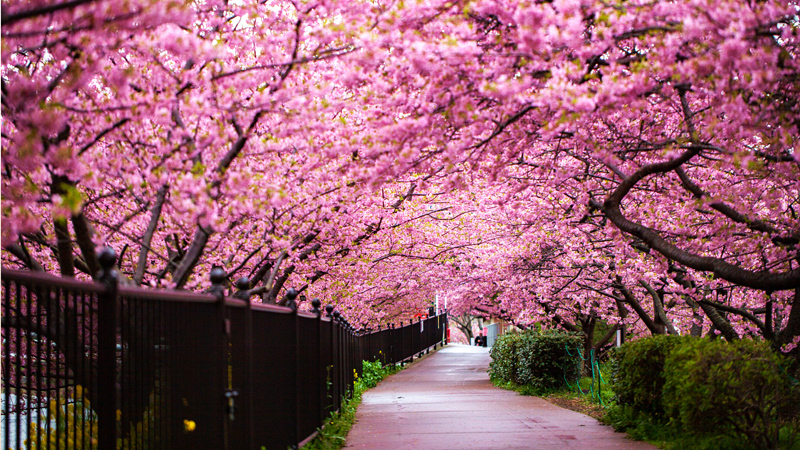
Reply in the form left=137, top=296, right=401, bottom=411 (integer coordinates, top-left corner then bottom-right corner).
left=1, top=250, right=448, bottom=450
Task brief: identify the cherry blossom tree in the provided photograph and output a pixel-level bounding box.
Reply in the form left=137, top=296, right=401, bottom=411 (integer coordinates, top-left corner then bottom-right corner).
left=3, top=0, right=799, bottom=364
left=330, top=0, right=799, bottom=358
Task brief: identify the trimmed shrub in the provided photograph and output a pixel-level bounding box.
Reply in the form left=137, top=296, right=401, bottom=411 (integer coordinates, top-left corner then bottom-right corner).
left=610, top=334, right=685, bottom=417
left=662, top=338, right=800, bottom=450
left=489, top=329, right=581, bottom=392
left=516, top=329, right=582, bottom=390
left=488, top=331, right=521, bottom=382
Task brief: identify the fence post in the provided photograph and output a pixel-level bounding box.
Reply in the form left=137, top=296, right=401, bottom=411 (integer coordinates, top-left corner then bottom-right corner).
left=417, top=317, right=428, bottom=358
left=409, top=319, right=414, bottom=363
left=312, top=299, right=324, bottom=429
left=426, top=315, right=431, bottom=354
left=325, top=305, right=335, bottom=413
left=284, top=288, right=300, bottom=449
left=377, top=325, right=382, bottom=365
left=97, top=247, right=119, bottom=450
left=210, top=267, right=232, bottom=450
left=333, top=311, right=341, bottom=410
left=366, top=326, right=371, bottom=364
left=390, top=323, right=396, bottom=365
left=399, top=321, right=405, bottom=366
left=233, top=277, right=254, bottom=450
left=345, top=319, right=354, bottom=395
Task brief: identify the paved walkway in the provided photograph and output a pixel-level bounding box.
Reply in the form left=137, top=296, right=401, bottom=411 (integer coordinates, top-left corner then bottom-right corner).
left=344, top=344, right=656, bottom=449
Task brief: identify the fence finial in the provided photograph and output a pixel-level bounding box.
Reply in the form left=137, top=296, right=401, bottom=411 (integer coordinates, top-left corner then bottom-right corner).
left=233, top=277, right=250, bottom=300
left=325, top=305, right=334, bottom=317
left=283, top=288, right=298, bottom=311
left=311, top=298, right=321, bottom=316
left=210, top=266, right=226, bottom=297
left=97, top=247, right=117, bottom=283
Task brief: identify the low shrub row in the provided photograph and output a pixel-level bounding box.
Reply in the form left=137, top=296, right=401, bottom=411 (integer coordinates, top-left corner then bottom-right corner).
left=489, top=329, right=582, bottom=393
left=608, top=336, right=800, bottom=450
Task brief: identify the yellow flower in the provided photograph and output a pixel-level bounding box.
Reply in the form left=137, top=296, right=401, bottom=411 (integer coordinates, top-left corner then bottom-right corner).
left=183, top=420, right=197, bottom=433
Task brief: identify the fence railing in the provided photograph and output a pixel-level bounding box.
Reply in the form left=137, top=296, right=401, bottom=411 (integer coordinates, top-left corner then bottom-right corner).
left=1, top=249, right=448, bottom=450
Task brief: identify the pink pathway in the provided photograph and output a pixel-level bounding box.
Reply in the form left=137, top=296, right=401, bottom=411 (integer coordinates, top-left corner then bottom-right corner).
left=344, top=344, right=656, bottom=450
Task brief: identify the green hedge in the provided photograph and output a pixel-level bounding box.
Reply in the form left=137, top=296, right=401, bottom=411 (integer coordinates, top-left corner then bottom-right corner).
left=663, top=338, right=800, bottom=450
left=488, top=331, right=521, bottom=382
left=609, top=336, right=800, bottom=450
left=489, top=329, right=582, bottom=392
left=610, top=334, right=685, bottom=417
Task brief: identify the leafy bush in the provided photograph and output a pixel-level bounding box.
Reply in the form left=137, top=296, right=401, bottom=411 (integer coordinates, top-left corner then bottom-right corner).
left=488, top=331, right=521, bottom=382
left=603, top=403, right=764, bottom=450
left=610, top=334, right=685, bottom=417
left=662, top=338, right=800, bottom=450
left=358, top=360, right=395, bottom=389
left=489, top=329, right=581, bottom=393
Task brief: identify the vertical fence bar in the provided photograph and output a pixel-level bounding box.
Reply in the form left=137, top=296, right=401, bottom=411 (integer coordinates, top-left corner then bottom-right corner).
left=54, top=287, right=62, bottom=450
left=366, top=328, right=371, bottom=363
left=25, top=283, right=34, bottom=448
left=89, top=285, right=97, bottom=450
left=398, top=323, right=404, bottom=366
left=331, top=311, right=339, bottom=413
left=383, top=326, right=389, bottom=365
left=232, top=277, right=254, bottom=450
left=348, top=325, right=354, bottom=392
left=285, top=289, right=301, bottom=449
left=97, top=249, right=119, bottom=450
left=393, top=323, right=400, bottom=365
left=343, top=318, right=350, bottom=398
left=340, top=318, right=346, bottom=397
left=336, top=313, right=344, bottom=410
left=325, top=305, right=335, bottom=415
left=312, top=299, right=324, bottom=429
left=44, top=284, right=53, bottom=450
left=413, top=318, right=419, bottom=357
left=209, top=268, right=230, bottom=450
left=243, top=281, right=255, bottom=450
left=34, top=283, right=43, bottom=450
left=17, top=280, right=24, bottom=450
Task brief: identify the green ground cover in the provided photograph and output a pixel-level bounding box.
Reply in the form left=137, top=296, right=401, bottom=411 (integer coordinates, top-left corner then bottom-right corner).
left=301, top=360, right=401, bottom=450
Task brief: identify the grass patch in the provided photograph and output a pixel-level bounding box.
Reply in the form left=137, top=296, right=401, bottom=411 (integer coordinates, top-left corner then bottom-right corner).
left=302, top=360, right=401, bottom=450
left=491, top=374, right=608, bottom=420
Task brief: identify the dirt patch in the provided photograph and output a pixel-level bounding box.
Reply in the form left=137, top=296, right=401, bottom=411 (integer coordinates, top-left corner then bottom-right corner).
left=544, top=394, right=606, bottom=421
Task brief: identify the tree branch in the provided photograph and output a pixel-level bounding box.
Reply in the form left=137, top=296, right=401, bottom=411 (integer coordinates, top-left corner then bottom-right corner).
left=639, top=280, right=678, bottom=335
left=134, top=184, right=168, bottom=284
left=614, top=277, right=661, bottom=335
left=597, top=145, right=800, bottom=290
left=2, top=0, right=99, bottom=27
